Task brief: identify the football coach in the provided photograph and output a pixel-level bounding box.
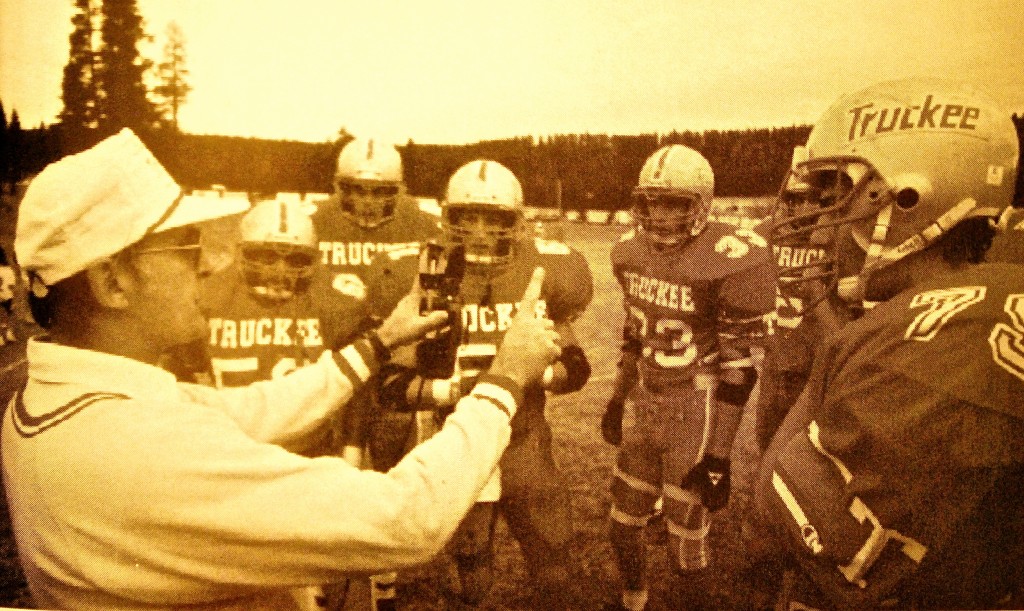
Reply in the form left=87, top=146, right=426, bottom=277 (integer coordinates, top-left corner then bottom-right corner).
left=1, top=129, right=562, bottom=611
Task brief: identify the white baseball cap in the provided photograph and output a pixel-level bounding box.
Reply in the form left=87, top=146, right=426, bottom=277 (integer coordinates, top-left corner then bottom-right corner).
left=15, top=128, right=249, bottom=286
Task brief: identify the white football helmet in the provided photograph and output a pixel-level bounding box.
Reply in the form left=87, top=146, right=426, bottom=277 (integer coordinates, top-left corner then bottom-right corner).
left=239, top=199, right=318, bottom=300
left=442, top=159, right=526, bottom=269
left=771, top=77, right=1019, bottom=306
left=334, top=137, right=404, bottom=228
left=632, top=144, right=715, bottom=253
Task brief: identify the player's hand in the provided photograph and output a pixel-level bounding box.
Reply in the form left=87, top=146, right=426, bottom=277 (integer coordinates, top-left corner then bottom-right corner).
left=681, top=455, right=732, bottom=512
left=600, top=397, right=625, bottom=446
left=375, top=277, right=449, bottom=350
left=488, top=268, right=561, bottom=389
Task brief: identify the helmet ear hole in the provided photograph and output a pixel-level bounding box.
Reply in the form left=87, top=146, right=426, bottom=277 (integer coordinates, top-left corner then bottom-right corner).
left=895, top=188, right=919, bottom=210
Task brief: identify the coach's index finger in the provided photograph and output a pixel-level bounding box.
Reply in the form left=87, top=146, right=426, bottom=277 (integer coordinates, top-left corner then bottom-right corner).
left=517, top=267, right=545, bottom=314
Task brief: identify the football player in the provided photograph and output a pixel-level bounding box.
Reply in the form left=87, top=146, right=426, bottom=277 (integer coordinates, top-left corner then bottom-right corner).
left=312, top=135, right=441, bottom=466
left=739, top=148, right=860, bottom=602
left=364, top=159, right=594, bottom=609
left=756, top=77, right=1024, bottom=609
left=312, top=139, right=441, bottom=611
left=753, top=149, right=851, bottom=453
left=186, top=198, right=367, bottom=454
left=313, top=136, right=440, bottom=304
left=601, top=144, right=774, bottom=611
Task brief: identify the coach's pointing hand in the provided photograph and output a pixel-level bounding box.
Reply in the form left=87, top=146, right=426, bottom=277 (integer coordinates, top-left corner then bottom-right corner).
left=488, top=268, right=561, bottom=389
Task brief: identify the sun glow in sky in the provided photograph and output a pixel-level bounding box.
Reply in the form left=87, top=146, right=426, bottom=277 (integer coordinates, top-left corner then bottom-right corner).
left=2, top=0, right=1024, bottom=144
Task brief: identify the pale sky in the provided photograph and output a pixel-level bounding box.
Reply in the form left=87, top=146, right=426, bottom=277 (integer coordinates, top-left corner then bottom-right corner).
left=2, top=0, right=1024, bottom=144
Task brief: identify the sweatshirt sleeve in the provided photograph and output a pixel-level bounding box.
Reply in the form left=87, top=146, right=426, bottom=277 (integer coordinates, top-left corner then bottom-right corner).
left=178, top=335, right=382, bottom=447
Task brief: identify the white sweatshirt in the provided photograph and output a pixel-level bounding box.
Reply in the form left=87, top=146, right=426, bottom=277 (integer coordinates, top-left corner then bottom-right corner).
left=1, top=335, right=519, bottom=610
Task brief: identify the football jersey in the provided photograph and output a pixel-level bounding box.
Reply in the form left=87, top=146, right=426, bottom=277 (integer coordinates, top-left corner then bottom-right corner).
left=312, top=195, right=440, bottom=301
left=201, top=265, right=368, bottom=388
left=772, top=262, right=1024, bottom=597
left=610, top=221, right=775, bottom=380
left=366, top=237, right=593, bottom=432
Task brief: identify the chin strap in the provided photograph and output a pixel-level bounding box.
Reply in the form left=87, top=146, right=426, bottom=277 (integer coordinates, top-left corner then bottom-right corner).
left=839, top=198, right=992, bottom=308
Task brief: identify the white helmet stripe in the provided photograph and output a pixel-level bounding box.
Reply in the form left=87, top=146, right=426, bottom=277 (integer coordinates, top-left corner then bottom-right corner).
left=652, top=146, right=671, bottom=180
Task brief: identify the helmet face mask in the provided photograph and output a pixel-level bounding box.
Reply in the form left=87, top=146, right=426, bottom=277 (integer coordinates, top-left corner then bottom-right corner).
left=771, top=158, right=880, bottom=310
left=336, top=178, right=400, bottom=228
left=334, top=138, right=404, bottom=228
left=241, top=242, right=318, bottom=300
left=631, top=191, right=705, bottom=254
left=239, top=200, right=318, bottom=301
left=442, top=160, right=525, bottom=273
left=445, top=205, right=520, bottom=265
left=771, top=77, right=1019, bottom=309
left=632, top=145, right=714, bottom=254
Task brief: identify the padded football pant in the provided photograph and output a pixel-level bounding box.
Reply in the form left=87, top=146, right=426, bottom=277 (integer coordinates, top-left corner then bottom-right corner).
left=610, top=373, right=712, bottom=593
left=448, top=418, right=584, bottom=608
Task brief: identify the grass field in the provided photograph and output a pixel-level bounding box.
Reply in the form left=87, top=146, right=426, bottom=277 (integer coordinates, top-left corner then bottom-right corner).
left=0, top=219, right=770, bottom=610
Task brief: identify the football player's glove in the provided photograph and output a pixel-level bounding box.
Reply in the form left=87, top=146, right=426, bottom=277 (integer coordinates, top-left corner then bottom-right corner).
left=601, top=397, right=625, bottom=446
left=682, top=455, right=732, bottom=512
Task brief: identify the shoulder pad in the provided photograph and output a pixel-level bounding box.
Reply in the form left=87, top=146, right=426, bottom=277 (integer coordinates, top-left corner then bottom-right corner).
left=705, top=224, right=769, bottom=260
left=533, top=237, right=572, bottom=255
left=416, top=198, right=442, bottom=218
left=714, top=227, right=768, bottom=257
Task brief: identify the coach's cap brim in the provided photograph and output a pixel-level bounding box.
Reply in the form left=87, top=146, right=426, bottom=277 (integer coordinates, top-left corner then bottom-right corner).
left=16, top=128, right=247, bottom=286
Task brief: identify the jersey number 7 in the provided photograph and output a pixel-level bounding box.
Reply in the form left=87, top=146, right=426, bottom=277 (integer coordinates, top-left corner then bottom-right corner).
left=904, top=286, right=1024, bottom=382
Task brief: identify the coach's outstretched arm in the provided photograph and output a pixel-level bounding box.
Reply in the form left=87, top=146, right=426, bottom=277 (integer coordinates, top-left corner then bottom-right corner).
left=140, top=269, right=559, bottom=581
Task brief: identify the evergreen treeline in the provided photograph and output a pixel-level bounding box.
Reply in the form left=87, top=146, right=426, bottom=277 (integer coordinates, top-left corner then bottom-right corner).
left=2, top=107, right=1024, bottom=209
left=4, top=118, right=1024, bottom=208
left=0, top=124, right=815, bottom=206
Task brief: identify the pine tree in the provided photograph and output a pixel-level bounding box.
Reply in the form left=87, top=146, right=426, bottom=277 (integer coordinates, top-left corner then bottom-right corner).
left=97, top=0, right=157, bottom=134
left=7, top=111, right=23, bottom=187
left=152, top=21, right=192, bottom=132
left=59, top=0, right=99, bottom=136
left=0, top=99, right=8, bottom=194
